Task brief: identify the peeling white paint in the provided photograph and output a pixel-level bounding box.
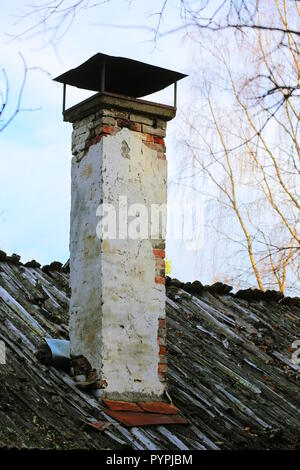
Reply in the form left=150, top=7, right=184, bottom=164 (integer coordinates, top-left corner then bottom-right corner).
left=69, top=124, right=167, bottom=400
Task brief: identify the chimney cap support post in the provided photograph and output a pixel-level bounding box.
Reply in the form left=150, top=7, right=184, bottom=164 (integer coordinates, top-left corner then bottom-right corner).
left=62, top=83, right=66, bottom=114
left=173, top=81, right=177, bottom=109
left=101, top=62, right=106, bottom=93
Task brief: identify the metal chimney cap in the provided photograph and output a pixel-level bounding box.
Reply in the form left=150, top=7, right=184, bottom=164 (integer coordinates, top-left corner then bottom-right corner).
left=53, top=53, right=187, bottom=98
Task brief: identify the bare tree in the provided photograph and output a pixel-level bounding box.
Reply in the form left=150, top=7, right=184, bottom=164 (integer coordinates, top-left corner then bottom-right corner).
left=0, top=53, right=42, bottom=133
left=0, top=54, right=27, bottom=133
left=8, top=0, right=111, bottom=46
left=9, top=1, right=299, bottom=43
left=176, top=0, right=299, bottom=293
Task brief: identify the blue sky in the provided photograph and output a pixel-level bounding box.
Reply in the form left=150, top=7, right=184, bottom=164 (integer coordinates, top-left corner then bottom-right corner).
left=0, top=1, right=195, bottom=277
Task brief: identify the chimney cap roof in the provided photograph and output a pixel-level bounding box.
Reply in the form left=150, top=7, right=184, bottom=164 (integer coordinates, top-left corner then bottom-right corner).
left=53, top=53, right=187, bottom=98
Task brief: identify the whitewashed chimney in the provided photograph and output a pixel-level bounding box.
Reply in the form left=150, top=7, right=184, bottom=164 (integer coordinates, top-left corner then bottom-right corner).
left=55, top=53, right=186, bottom=401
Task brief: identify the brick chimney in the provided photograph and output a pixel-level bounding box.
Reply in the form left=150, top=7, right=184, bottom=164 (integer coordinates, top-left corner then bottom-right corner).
left=55, top=54, right=186, bottom=401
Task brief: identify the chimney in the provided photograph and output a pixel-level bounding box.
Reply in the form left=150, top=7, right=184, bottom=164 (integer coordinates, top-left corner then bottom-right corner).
left=54, top=53, right=186, bottom=401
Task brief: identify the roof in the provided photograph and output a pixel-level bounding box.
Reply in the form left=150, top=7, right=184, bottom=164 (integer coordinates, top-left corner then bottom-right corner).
left=0, top=252, right=299, bottom=450
left=54, top=53, right=187, bottom=98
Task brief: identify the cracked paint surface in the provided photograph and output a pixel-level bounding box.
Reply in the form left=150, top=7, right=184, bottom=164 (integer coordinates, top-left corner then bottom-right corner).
left=69, top=125, right=166, bottom=400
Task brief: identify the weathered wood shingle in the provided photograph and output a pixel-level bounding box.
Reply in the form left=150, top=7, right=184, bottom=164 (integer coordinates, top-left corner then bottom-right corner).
left=0, top=259, right=299, bottom=449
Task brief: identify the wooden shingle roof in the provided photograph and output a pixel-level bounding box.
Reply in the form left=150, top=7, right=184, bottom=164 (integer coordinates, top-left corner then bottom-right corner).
left=0, top=253, right=299, bottom=450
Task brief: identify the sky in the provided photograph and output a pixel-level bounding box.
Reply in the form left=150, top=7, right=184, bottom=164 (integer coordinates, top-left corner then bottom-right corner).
left=1, top=1, right=297, bottom=294
left=0, top=0, right=199, bottom=280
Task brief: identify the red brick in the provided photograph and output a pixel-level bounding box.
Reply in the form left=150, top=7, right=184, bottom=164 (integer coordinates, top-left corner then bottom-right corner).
left=153, top=136, right=165, bottom=145
left=143, top=133, right=153, bottom=142
left=159, top=319, right=166, bottom=329
left=158, top=363, right=167, bottom=374
left=144, top=142, right=166, bottom=152
left=102, top=125, right=119, bottom=135
left=155, top=276, right=165, bottom=285
left=159, top=345, right=166, bottom=355
left=153, top=249, right=165, bottom=258
left=130, top=121, right=142, bottom=132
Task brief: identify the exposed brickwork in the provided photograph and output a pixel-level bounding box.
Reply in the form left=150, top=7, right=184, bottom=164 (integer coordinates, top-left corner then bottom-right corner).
left=152, top=240, right=167, bottom=383
left=154, top=247, right=166, bottom=281
left=153, top=136, right=165, bottom=145
left=129, top=113, right=154, bottom=126
left=116, top=118, right=142, bottom=132
left=152, top=239, right=165, bottom=250
left=157, top=311, right=167, bottom=383
left=72, top=109, right=168, bottom=163
left=142, top=124, right=166, bottom=137
left=159, top=354, right=167, bottom=365
left=157, top=336, right=166, bottom=347
left=143, top=141, right=166, bottom=159
left=142, top=133, right=154, bottom=143
left=158, top=363, right=167, bottom=374
left=153, top=249, right=165, bottom=258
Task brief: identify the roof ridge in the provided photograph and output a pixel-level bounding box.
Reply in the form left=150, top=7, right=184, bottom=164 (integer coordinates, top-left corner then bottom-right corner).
left=0, top=250, right=67, bottom=273
left=166, top=276, right=300, bottom=305
left=0, top=250, right=299, bottom=302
